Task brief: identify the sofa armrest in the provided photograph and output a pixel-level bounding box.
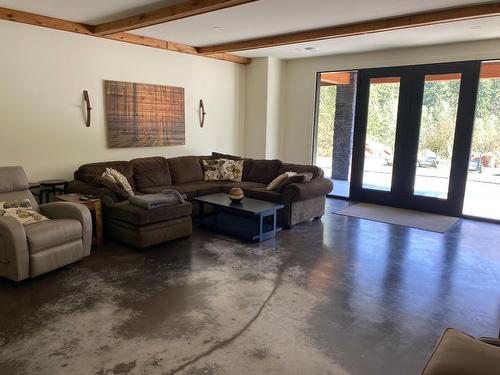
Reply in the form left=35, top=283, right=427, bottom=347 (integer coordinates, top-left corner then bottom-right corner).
left=282, top=178, right=333, bottom=202
left=67, top=180, right=117, bottom=202
left=40, top=202, right=92, bottom=256
left=0, top=216, right=30, bottom=281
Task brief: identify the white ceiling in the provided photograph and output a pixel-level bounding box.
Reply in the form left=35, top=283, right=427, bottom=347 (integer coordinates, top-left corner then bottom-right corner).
left=235, top=16, right=500, bottom=59
left=1, top=0, right=499, bottom=59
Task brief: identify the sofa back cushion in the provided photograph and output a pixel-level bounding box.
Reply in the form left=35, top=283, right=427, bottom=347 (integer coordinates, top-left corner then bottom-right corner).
left=131, top=157, right=172, bottom=189
left=244, top=159, right=282, bottom=184
left=279, top=163, right=324, bottom=179
left=167, top=156, right=203, bottom=185
left=75, top=161, right=136, bottom=190
left=212, top=152, right=253, bottom=180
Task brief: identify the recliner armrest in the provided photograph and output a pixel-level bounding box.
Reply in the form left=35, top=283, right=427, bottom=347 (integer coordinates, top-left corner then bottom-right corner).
left=0, top=216, right=30, bottom=281
left=282, top=178, right=333, bottom=202
left=40, top=202, right=92, bottom=256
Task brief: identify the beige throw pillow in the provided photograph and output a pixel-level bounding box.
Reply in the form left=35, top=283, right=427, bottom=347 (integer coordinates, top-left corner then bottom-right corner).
left=202, top=159, right=243, bottom=182
left=0, top=200, right=49, bottom=226
left=267, top=172, right=297, bottom=191
left=105, top=168, right=134, bottom=196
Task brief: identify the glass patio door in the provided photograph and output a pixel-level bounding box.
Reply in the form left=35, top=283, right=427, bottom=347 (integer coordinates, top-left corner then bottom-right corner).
left=350, top=61, right=481, bottom=216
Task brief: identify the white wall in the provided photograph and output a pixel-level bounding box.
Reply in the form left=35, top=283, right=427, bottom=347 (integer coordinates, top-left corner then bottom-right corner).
left=244, top=56, right=286, bottom=159
left=0, top=21, right=245, bottom=181
left=244, top=57, right=268, bottom=158
left=283, top=39, right=500, bottom=164
left=265, top=57, right=286, bottom=160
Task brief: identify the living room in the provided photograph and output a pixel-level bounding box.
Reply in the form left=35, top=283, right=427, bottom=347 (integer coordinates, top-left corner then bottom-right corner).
left=0, top=1, right=499, bottom=374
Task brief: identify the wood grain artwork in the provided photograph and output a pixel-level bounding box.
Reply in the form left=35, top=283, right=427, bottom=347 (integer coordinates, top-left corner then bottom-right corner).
left=105, top=80, right=185, bottom=148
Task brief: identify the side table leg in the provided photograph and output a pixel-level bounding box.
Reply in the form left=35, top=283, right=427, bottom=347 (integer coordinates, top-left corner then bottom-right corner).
left=259, top=214, right=264, bottom=242
left=94, top=202, right=103, bottom=246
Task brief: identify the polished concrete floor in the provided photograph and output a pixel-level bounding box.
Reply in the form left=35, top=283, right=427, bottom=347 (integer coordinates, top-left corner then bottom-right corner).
left=0, top=199, right=499, bottom=375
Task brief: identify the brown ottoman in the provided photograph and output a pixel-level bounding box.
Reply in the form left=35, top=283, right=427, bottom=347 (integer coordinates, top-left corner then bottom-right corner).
left=104, top=201, right=192, bottom=248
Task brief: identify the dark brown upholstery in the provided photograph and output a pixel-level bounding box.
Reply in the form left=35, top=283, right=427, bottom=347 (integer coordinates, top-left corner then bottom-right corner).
left=75, top=161, right=136, bottom=191
left=282, top=179, right=333, bottom=202
left=69, top=154, right=332, bottom=231
left=244, top=159, right=282, bottom=184
left=279, top=163, right=324, bottom=179
left=244, top=188, right=283, bottom=204
left=105, top=216, right=192, bottom=249
left=421, top=328, right=500, bottom=375
left=220, top=181, right=267, bottom=193
left=168, top=156, right=203, bottom=185
left=131, top=157, right=172, bottom=189
left=176, top=182, right=223, bottom=197
left=137, top=185, right=204, bottom=200
left=106, top=201, right=192, bottom=226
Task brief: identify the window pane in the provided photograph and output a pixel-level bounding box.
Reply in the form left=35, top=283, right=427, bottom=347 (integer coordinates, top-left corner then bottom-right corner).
left=362, top=77, right=400, bottom=191
left=413, top=74, right=461, bottom=199
left=314, top=71, right=357, bottom=197
left=463, top=61, right=500, bottom=219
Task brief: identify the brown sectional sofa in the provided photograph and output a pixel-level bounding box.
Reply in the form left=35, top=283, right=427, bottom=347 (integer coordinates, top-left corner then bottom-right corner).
left=67, top=153, right=333, bottom=247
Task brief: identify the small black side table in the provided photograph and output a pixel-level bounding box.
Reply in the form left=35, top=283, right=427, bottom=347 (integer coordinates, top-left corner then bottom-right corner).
left=29, top=182, right=42, bottom=203
left=39, top=179, right=68, bottom=203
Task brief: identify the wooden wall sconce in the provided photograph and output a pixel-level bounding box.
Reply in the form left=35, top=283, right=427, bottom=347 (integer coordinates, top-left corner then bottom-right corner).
left=83, top=90, right=92, bottom=127
left=199, top=99, right=207, bottom=128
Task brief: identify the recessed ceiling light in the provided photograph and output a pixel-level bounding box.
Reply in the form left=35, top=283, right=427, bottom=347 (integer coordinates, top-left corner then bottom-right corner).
left=212, top=26, right=224, bottom=30
left=304, top=47, right=320, bottom=53
left=470, top=25, right=481, bottom=30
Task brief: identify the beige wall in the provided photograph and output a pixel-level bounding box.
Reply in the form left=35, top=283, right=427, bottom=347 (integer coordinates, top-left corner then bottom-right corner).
left=0, top=21, right=245, bottom=181
left=265, top=57, right=286, bottom=160
left=283, top=39, right=500, bottom=164
left=244, top=57, right=286, bottom=159
left=244, top=57, right=268, bottom=158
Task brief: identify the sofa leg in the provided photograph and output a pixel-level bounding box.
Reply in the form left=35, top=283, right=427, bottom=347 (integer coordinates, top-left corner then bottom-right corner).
left=284, top=224, right=293, bottom=230
left=313, top=215, right=323, bottom=221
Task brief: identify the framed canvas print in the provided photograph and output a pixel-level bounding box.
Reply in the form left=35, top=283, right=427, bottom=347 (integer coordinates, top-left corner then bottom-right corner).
left=105, top=80, right=185, bottom=148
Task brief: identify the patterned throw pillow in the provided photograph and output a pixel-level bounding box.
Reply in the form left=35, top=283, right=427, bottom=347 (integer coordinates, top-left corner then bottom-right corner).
left=105, top=168, right=135, bottom=196
left=0, top=200, right=49, bottom=226
left=202, top=159, right=243, bottom=182
left=267, top=172, right=297, bottom=191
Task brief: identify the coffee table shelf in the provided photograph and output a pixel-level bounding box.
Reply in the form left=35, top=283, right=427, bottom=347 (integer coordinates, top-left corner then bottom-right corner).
left=193, top=193, right=284, bottom=242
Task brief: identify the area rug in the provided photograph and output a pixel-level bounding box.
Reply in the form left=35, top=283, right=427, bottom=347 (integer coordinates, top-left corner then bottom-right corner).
left=334, top=203, right=460, bottom=233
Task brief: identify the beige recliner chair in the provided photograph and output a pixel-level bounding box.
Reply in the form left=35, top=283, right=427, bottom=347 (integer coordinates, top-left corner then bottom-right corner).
left=0, top=166, right=92, bottom=282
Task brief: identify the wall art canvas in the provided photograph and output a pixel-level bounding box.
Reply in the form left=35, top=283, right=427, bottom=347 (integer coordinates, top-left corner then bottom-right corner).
left=105, top=80, right=185, bottom=148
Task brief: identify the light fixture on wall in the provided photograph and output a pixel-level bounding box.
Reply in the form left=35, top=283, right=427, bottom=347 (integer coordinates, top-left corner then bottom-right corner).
left=199, top=99, right=207, bottom=128
left=83, top=90, right=92, bottom=127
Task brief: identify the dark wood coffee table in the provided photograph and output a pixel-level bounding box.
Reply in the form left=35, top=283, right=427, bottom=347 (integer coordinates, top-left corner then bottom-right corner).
left=193, top=193, right=284, bottom=242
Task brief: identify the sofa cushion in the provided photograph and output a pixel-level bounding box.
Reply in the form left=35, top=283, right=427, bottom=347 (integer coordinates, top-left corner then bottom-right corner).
left=421, top=328, right=500, bottom=375
left=212, top=152, right=252, bottom=180
left=211, top=152, right=241, bottom=160
left=244, top=188, right=283, bottom=204
left=138, top=182, right=223, bottom=200
left=279, top=163, right=324, bottom=179
left=202, top=159, right=243, bottom=182
left=168, top=156, right=203, bottom=185
left=177, top=182, right=224, bottom=197
left=106, top=201, right=192, bottom=226
left=25, top=219, right=82, bottom=253
left=244, top=159, right=282, bottom=184
left=76, top=161, right=136, bottom=190
left=131, top=157, right=172, bottom=189
left=220, top=181, right=266, bottom=193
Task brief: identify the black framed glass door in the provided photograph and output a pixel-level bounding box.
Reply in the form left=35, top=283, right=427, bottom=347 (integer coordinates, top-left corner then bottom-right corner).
left=350, top=61, right=481, bottom=216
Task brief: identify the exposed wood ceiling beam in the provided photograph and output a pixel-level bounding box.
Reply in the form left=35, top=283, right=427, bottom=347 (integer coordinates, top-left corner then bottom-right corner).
left=0, top=7, right=249, bottom=64
left=93, top=0, right=258, bottom=35
left=198, top=3, right=500, bottom=55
